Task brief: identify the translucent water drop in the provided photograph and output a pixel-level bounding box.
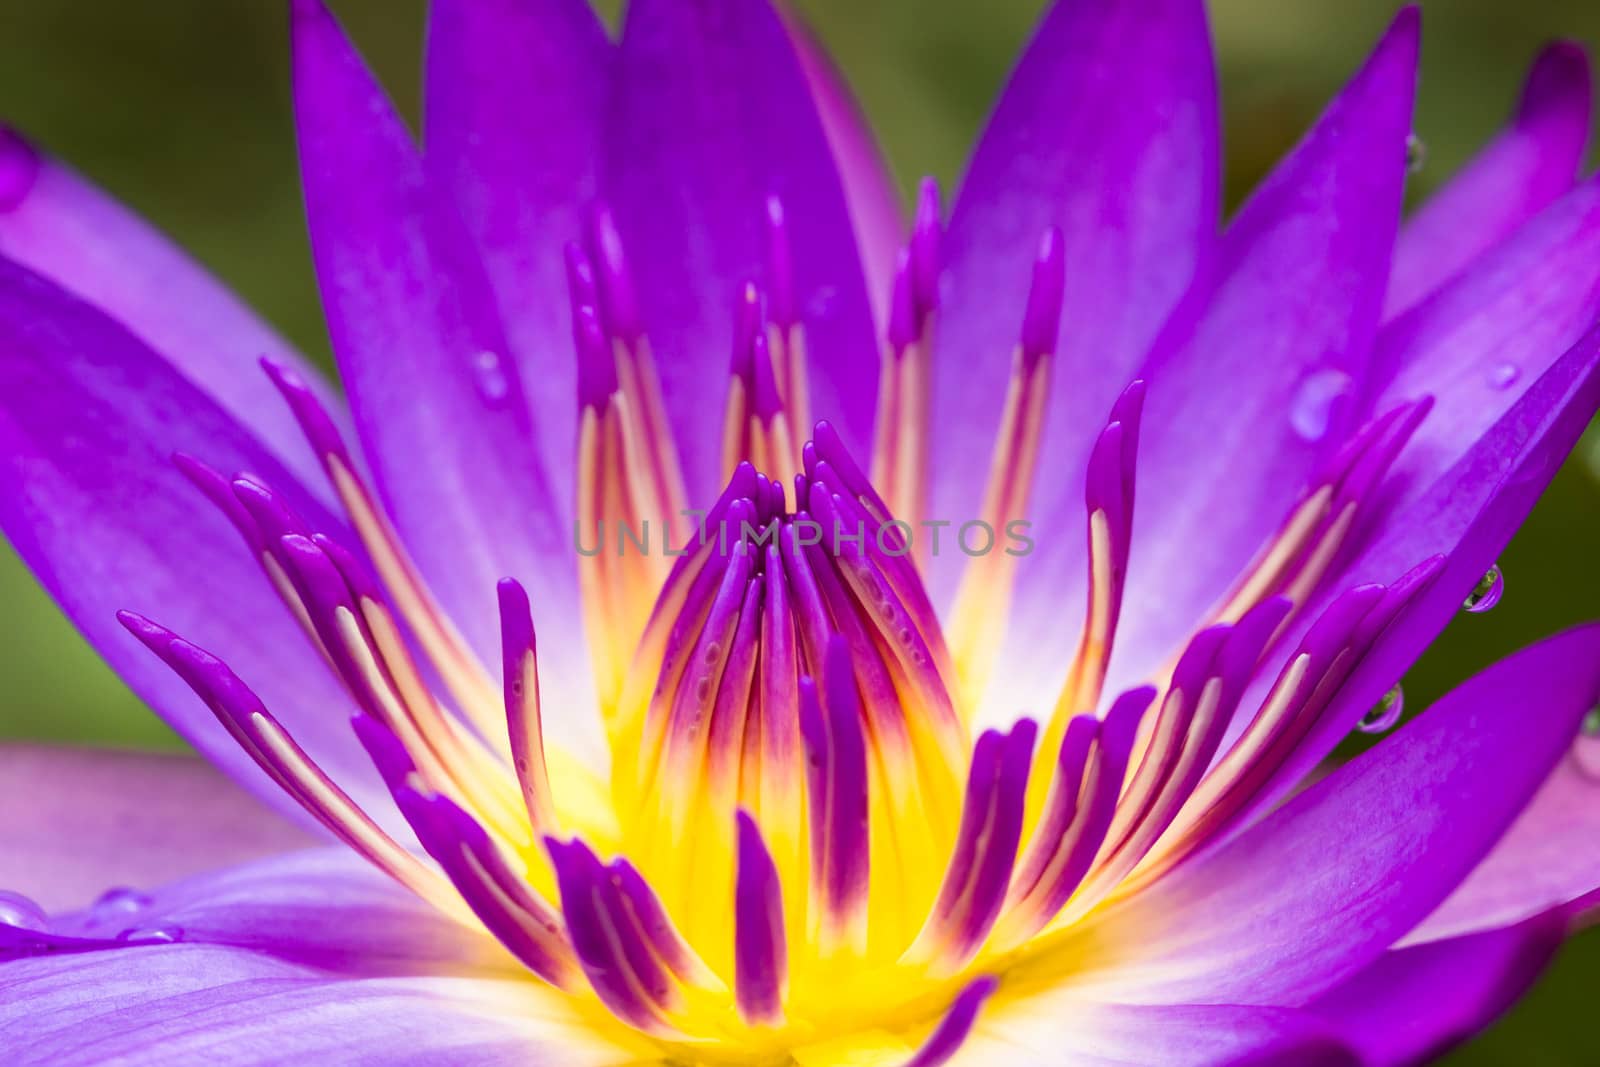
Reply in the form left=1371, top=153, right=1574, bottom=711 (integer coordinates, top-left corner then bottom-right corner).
left=1290, top=370, right=1353, bottom=443
left=0, top=890, right=46, bottom=932
left=93, top=886, right=151, bottom=915
left=1405, top=133, right=1427, bottom=174
left=1358, top=685, right=1404, bottom=735
left=1461, top=564, right=1504, bottom=614
left=115, top=924, right=183, bottom=945
left=471, top=350, right=511, bottom=405
left=1487, top=363, right=1520, bottom=391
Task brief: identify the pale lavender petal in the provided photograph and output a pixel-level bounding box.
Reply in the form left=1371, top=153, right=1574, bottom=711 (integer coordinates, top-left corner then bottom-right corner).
left=1085, top=10, right=1417, bottom=702
left=781, top=11, right=904, bottom=333
left=0, top=943, right=633, bottom=1066
left=929, top=0, right=1219, bottom=616
left=1308, top=913, right=1566, bottom=1067
left=1407, top=720, right=1600, bottom=943
left=954, top=997, right=1355, bottom=1066
left=424, top=0, right=610, bottom=511
left=1053, top=623, right=1600, bottom=1006
left=291, top=0, right=594, bottom=748
left=0, top=128, right=344, bottom=493
left=1385, top=42, right=1592, bottom=318
left=0, top=745, right=311, bottom=912
left=0, top=258, right=400, bottom=835
left=606, top=0, right=878, bottom=496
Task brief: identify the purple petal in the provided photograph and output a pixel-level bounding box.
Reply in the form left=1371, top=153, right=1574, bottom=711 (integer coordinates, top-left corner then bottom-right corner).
left=1089, top=10, right=1418, bottom=700
left=780, top=11, right=904, bottom=333
left=23, top=849, right=509, bottom=977
left=424, top=0, right=611, bottom=513
left=1051, top=623, right=1600, bottom=1007
left=1308, top=913, right=1567, bottom=1066
left=0, top=745, right=311, bottom=912
left=0, top=942, right=627, bottom=1065
left=1385, top=42, right=1592, bottom=319
left=1211, top=315, right=1600, bottom=833
left=0, top=258, right=400, bottom=835
left=291, top=0, right=593, bottom=745
left=953, top=998, right=1354, bottom=1066
left=927, top=0, right=1219, bottom=612
left=0, top=128, right=345, bottom=493
left=1407, top=721, right=1600, bottom=943
left=1369, top=173, right=1600, bottom=511
left=605, top=0, right=879, bottom=497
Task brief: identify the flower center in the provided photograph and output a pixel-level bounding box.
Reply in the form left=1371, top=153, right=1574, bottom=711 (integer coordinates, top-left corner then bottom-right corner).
left=119, top=188, right=1444, bottom=1063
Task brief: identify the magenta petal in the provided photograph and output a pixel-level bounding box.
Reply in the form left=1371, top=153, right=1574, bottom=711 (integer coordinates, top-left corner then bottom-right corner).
left=1409, top=722, right=1600, bottom=943
left=0, top=746, right=311, bottom=912
left=1065, top=623, right=1600, bottom=1007
left=928, top=0, right=1219, bottom=612
left=1094, top=10, right=1417, bottom=698
left=606, top=0, right=879, bottom=497
left=0, top=129, right=346, bottom=494
left=0, top=259, right=400, bottom=835
left=1308, top=913, right=1566, bottom=1067
left=291, top=1, right=593, bottom=743
left=1385, top=41, right=1592, bottom=319
left=424, top=0, right=611, bottom=512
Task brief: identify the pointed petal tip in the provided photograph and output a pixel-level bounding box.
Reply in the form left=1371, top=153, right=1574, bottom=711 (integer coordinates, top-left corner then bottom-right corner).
left=1520, top=40, right=1593, bottom=124
left=0, top=123, right=38, bottom=210
left=288, top=0, right=330, bottom=23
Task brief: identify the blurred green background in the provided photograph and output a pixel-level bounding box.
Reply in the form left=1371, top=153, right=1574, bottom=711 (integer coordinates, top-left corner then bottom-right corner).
left=0, top=0, right=1597, bottom=1061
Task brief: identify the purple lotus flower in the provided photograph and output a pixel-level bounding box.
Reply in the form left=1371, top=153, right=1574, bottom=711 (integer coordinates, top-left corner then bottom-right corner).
left=2, top=0, right=1600, bottom=1062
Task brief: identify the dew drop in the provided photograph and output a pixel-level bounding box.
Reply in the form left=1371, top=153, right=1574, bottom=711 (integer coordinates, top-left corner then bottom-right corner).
left=806, top=285, right=839, bottom=321
left=0, top=890, right=46, bottom=932
left=93, top=886, right=152, bottom=915
left=471, top=350, right=511, bottom=406
left=1405, top=133, right=1427, bottom=174
left=1358, top=685, right=1404, bottom=735
left=1290, top=370, right=1353, bottom=443
left=115, top=924, right=183, bottom=945
left=1486, top=363, right=1520, bottom=391
left=1461, top=564, right=1504, bottom=614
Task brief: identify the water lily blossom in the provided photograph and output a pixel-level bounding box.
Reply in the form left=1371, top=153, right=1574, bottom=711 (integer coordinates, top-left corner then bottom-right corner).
left=4, top=1, right=1600, bottom=1064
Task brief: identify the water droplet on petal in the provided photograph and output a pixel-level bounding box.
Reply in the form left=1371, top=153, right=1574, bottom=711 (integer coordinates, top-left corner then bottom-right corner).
left=116, top=924, right=183, bottom=945
left=471, top=350, right=511, bottom=406
left=1405, top=133, right=1427, bottom=174
left=1358, top=685, right=1404, bottom=735
left=0, top=890, right=46, bottom=932
left=1486, top=363, right=1520, bottom=391
left=93, top=886, right=152, bottom=915
left=1462, top=564, right=1504, bottom=614
left=806, top=285, right=839, bottom=322
left=1290, top=370, right=1353, bottom=443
